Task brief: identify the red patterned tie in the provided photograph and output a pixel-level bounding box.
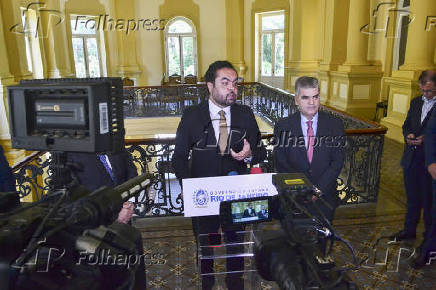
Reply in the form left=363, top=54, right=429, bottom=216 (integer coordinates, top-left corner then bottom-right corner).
left=307, top=120, right=314, bottom=163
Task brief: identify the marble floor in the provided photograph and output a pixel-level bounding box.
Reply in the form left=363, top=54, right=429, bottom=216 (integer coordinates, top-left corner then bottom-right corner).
left=128, top=118, right=435, bottom=289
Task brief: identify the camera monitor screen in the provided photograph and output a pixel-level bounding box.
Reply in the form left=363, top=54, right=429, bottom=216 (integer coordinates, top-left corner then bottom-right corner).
left=231, top=198, right=271, bottom=224
left=7, top=78, right=125, bottom=153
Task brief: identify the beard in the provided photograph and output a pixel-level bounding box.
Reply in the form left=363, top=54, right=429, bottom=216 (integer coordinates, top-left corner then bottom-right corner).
left=211, top=92, right=236, bottom=107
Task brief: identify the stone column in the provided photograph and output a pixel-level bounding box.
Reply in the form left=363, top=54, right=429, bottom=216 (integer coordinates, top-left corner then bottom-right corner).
left=286, top=0, right=322, bottom=91
left=225, top=0, right=246, bottom=79
left=0, top=0, right=33, bottom=80
left=0, top=3, right=25, bottom=163
left=113, top=0, right=141, bottom=81
left=318, top=0, right=349, bottom=104
left=381, top=0, right=436, bottom=142
left=39, top=0, right=74, bottom=78
left=329, top=0, right=382, bottom=119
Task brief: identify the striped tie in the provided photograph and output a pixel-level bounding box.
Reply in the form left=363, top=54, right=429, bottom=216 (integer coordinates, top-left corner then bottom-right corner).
left=218, top=110, right=228, bottom=154
left=307, top=121, right=315, bottom=163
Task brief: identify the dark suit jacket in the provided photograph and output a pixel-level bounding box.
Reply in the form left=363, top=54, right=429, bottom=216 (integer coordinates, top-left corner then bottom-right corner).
left=401, top=97, right=435, bottom=169
left=66, top=151, right=138, bottom=192
left=0, top=145, right=16, bottom=192
left=273, top=111, right=345, bottom=207
left=172, top=101, right=266, bottom=182
left=243, top=208, right=256, bottom=218
left=425, top=102, right=436, bottom=168
left=257, top=210, right=268, bottom=219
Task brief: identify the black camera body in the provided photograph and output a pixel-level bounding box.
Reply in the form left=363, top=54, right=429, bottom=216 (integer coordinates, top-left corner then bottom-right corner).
left=7, top=78, right=124, bottom=153
left=219, top=173, right=357, bottom=290
left=1, top=78, right=151, bottom=289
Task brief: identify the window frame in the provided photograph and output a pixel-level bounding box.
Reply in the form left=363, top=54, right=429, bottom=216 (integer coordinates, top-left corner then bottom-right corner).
left=258, top=11, right=285, bottom=78
left=70, top=15, right=103, bottom=78
left=392, top=0, right=410, bottom=71
left=164, top=17, right=198, bottom=82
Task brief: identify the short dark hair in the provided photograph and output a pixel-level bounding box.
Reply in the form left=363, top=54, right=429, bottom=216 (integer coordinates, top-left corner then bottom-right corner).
left=431, top=73, right=436, bottom=85
left=418, top=70, right=435, bottom=85
left=204, top=60, right=237, bottom=84
left=295, top=76, right=320, bottom=96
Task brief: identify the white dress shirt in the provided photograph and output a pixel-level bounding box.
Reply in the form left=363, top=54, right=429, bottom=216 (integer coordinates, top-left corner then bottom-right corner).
left=209, top=99, right=231, bottom=142
left=421, top=95, right=436, bottom=124
left=300, top=112, right=319, bottom=149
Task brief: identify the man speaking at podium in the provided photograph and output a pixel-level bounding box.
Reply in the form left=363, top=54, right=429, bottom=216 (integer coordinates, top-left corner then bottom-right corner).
left=172, top=60, right=266, bottom=290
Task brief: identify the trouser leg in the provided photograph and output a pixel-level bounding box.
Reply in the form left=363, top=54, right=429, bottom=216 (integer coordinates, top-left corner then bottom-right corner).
left=192, top=216, right=220, bottom=290
left=403, top=167, right=422, bottom=235
left=223, top=226, right=245, bottom=290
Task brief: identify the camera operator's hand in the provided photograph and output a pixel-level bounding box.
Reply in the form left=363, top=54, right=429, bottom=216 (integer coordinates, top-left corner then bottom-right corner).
left=116, top=202, right=134, bottom=224
left=428, top=163, right=436, bottom=179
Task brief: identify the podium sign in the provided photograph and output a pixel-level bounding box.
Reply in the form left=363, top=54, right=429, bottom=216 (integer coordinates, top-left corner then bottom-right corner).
left=183, top=173, right=278, bottom=217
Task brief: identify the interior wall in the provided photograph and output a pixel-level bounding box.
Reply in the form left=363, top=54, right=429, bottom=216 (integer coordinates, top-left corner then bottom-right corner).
left=244, top=0, right=254, bottom=82
left=367, top=0, right=390, bottom=68
left=65, top=0, right=108, bottom=77
left=140, top=0, right=227, bottom=86
left=134, top=0, right=163, bottom=85
left=196, top=0, right=227, bottom=78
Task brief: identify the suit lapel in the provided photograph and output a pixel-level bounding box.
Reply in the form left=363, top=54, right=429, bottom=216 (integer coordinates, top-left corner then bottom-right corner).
left=199, top=102, right=217, bottom=146
left=290, top=113, right=310, bottom=166
left=415, top=98, right=424, bottom=129
left=418, top=100, right=435, bottom=135
left=229, top=105, right=246, bottom=152
left=312, top=112, right=324, bottom=165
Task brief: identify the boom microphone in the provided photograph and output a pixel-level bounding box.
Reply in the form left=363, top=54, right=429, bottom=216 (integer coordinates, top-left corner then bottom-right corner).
left=67, top=174, right=152, bottom=228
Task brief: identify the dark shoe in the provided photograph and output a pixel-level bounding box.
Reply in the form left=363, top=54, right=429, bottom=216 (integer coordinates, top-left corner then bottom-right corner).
left=412, top=251, right=430, bottom=269
left=390, top=230, right=416, bottom=241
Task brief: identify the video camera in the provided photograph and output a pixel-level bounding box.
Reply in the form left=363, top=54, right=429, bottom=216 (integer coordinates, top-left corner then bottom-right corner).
left=1, top=78, right=152, bottom=290
left=219, top=173, right=357, bottom=290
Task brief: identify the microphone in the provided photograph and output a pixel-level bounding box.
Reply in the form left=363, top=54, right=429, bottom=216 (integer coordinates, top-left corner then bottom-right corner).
left=66, top=174, right=152, bottom=228
left=250, top=167, right=263, bottom=174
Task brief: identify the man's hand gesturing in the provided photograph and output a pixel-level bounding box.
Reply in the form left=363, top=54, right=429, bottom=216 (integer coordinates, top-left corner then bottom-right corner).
left=230, top=139, right=252, bottom=161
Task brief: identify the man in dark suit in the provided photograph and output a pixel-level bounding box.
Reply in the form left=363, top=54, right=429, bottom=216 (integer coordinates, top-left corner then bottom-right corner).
left=172, top=60, right=266, bottom=290
left=257, top=205, right=268, bottom=219
left=391, top=70, right=435, bottom=243
left=416, top=71, right=436, bottom=268
left=67, top=150, right=137, bottom=192
left=273, top=76, right=345, bottom=222
left=242, top=203, right=256, bottom=217
left=66, top=150, right=146, bottom=289
left=0, top=145, right=16, bottom=193
left=0, top=145, right=19, bottom=210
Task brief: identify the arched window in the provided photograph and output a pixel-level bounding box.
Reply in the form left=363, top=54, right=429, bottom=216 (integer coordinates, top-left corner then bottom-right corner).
left=70, top=15, right=104, bottom=78
left=164, top=17, right=197, bottom=81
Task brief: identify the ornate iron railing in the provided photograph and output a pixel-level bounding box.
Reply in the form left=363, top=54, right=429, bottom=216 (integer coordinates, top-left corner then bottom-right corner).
left=13, top=82, right=386, bottom=217
left=123, top=84, right=208, bottom=117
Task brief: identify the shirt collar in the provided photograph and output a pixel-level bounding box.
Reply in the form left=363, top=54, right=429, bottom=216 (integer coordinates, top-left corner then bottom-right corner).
left=209, top=99, right=231, bottom=116
left=301, top=112, right=319, bottom=124
left=422, top=95, right=436, bottom=103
